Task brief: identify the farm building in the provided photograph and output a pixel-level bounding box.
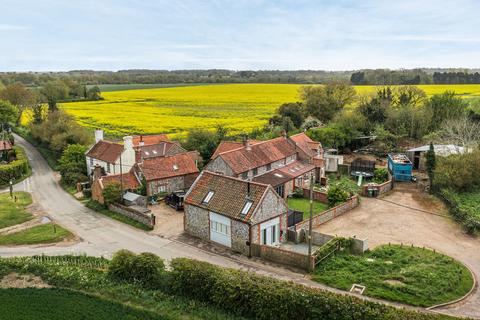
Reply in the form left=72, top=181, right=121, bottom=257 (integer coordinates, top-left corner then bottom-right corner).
left=205, top=132, right=325, bottom=199
left=184, top=171, right=288, bottom=256
left=387, top=154, right=412, bottom=182
left=407, top=144, right=469, bottom=171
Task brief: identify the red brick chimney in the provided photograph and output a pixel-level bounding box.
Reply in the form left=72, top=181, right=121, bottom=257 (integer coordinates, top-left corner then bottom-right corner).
left=93, top=164, right=103, bottom=180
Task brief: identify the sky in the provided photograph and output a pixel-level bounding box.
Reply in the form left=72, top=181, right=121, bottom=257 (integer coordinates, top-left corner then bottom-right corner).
left=1, top=0, right=479, bottom=71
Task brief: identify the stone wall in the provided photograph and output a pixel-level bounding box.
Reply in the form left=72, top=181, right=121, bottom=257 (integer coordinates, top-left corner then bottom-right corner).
left=361, top=180, right=393, bottom=197
left=148, top=175, right=187, bottom=196
left=295, top=196, right=359, bottom=232
left=184, top=204, right=210, bottom=240
left=108, top=203, right=155, bottom=226
left=311, top=231, right=334, bottom=246
left=231, top=220, right=249, bottom=255
left=205, top=157, right=235, bottom=176
left=250, top=243, right=314, bottom=272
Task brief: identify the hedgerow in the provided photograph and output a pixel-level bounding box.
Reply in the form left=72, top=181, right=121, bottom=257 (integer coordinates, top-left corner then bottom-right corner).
left=439, top=188, right=480, bottom=234
left=0, top=146, right=30, bottom=186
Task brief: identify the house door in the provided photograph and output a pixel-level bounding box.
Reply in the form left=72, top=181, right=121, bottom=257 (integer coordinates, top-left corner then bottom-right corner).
left=260, top=217, right=280, bottom=246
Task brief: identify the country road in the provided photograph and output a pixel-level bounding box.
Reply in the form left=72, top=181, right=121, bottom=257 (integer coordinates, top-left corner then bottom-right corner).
left=1, top=134, right=478, bottom=319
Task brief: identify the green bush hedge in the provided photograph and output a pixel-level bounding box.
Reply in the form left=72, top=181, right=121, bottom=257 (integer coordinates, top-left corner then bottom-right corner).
left=439, top=188, right=480, bottom=234
left=0, top=146, right=30, bottom=186
left=168, top=258, right=449, bottom=320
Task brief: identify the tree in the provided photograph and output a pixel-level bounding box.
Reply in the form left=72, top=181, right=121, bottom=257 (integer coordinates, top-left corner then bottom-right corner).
left=183, top=128, right=219, bottom=163
left=307, top=127, right=348, bottom=149
left=0, top=100, right=19, bottom=125
left=394, top=86, right=426, bottom=107
left=327, top=185, right=349, bottom=208
left=440, top=115, right=480, bottom=149
left=86, top=85, right=102, bottom=100
left=277, top=102, right=304, bottom=128
left=300, top=116, right=323, bottom=130
left=425, top=91, right=467, bottom=131
left=300, top=82, right=356, bottom=123
left=40, top=80, right=69, bottom=112
left=0, top=83, right=35, bottom=125
left=103, top=182, right=122, bottom=206
left=58, top=144, right=88, bottom=186
left=426, top=142, right=436, bottom=192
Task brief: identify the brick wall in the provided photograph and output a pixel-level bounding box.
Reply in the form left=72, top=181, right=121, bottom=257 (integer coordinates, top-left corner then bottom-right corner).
left=250, top=243, right=314, bottom=271
left=361, top=179, right=393, bottom=197
left=302, top=188, right=328, bottom=204
left=109, top=203, right=155, bottom=226
left=295, top=196, right=359, bottom=232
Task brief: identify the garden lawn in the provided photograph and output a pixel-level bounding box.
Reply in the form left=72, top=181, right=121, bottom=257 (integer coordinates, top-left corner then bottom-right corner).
left=312, top=244, right=474, bottom=307
left=0, top=223, right=73, bottom=245
left=0, top=288, right=159, bottom=320
left=287, top=198, right=328, bottom=219
left=0, top=192, right=33, bottom=229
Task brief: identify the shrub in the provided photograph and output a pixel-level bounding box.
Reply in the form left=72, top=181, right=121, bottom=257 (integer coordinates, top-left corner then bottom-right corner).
left=292, top=187, right=304, bottom=198
left=168, top=257, right=445, bottom=320
left=0, top=146, right=29, bottom=185
left=108, top=250, right=165, bottom=288
left=373, top=168, right=389, bottom=184
left=102, top=182, right=122, bottom=207
left=327, top=185, right=349, bottom=208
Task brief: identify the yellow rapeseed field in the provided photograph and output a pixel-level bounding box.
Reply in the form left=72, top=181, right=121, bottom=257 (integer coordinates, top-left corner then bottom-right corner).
left=60, top=83, right=480, bottom=138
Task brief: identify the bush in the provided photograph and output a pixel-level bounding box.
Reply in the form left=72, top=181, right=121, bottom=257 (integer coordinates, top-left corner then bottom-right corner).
left=108, top=250, right=165, bottom=288
left=292, top=187, right=304, bottom=198
left=102, top=182, right=122, bottom=207
left=434, top=149, right=480, bottom=192
left=439, top=188, right=480, bottom=234
left=0, top=146, right=30, bottom=186
left=373, top=168, right=389, bottom=184
left=168, top=258, right=446, bottom=320
left=327, top=186, right=349, bottom=207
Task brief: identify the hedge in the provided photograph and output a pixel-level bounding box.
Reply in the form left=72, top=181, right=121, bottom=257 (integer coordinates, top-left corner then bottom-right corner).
left=168, top=258, right=451, bottom=320
left=0, top=146, right=30, bottom=186
left=439, top=188, right=480, bottom=234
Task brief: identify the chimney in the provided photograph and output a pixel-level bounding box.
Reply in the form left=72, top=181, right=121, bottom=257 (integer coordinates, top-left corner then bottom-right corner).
left=123, top=136, right=133, bottom=151
left=281, top=130, right=287, bottom=138
left=93, top=164, right=102, bottom=180
left=134, top=147, right=142, bottom=164
left=247, top=181, right=251, bottom=198
left=243, top=136, right=251, bottom=151
left=139, top=135, right=144, bottom=147
left=95, top=129, right=104, bottom=143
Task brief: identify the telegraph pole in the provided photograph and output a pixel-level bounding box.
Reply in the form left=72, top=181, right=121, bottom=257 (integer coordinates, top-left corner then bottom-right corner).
left=307, top=172, right=314, bottom=271
left=119, top=155, right=124, bottom=204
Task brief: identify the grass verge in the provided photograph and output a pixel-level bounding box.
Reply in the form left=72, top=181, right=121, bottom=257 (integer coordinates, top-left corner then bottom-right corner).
left=86, top=200, right=153, bottom=231
left=0, top=192, right=34, bottom=229
left=287, top=197, right=328, bottom=219
left=0, top=223, right=73, bottom=245
left=312, top=244, right=474, bottom=307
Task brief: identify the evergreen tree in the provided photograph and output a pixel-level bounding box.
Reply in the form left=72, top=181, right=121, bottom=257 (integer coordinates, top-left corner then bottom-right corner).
left=426, top=142, right=436, bottom=192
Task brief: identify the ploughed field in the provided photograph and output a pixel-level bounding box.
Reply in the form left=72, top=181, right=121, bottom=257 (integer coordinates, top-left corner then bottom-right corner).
left=61, top=83, right=480, bottom=138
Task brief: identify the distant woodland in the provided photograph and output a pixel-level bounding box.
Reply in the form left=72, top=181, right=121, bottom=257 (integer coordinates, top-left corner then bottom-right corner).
left=1, top=68, right=480, bottom=87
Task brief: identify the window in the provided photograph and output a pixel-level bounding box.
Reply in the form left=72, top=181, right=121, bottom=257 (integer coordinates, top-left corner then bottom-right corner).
left=262, top=229, right=267, bottom=245
left=271, top=225, right=276, bottom=243
left=241, top=200, right=253, bottom=216
left=203, top=191, right=214, bottom=204
left=241, top=172, right=248, bottom=180
left=266, top=163, right=271, bottom=171
left=158, top=184, right=166, bottom=192
left=275, top=185, right=285, bottom=198
left=89, top=158, right=93, bottom=166
left=106, top=163, right=111, bottom=173
left=211, top=221, right=230, bottom=235
left=252, top=168, right=258, bottom=176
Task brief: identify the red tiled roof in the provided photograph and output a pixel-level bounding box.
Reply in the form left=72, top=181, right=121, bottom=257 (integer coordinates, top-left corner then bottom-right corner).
left=211, top=140, right=260, bottom=159
left=289, top=133, right=322, bottom=157
left=185, top=171, right=271, bottom=223
left=101, top=171, right=140, bottom=190
left=216, top=137, right=296, bottom=174
left=132, top=134, right=169, bottom=147
left=138, top=151, right=199, bottom=181
left=86, top=141, right=123, bottom=163
left=0, top=140, right=12, bottom=151
left=138, top=141, right=184, bottom=159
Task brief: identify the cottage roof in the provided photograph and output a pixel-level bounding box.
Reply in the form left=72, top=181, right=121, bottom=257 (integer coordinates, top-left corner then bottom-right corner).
left=211, top=140, right=260, bottom=159
left=252, top=160, right=315, bottom=186
left=407, top=144, right=467, bottom=156
left=185, top=171, right=272, bottom=223
left=138, top=141, right=184, bottom=159
left=132, top=134, right=169, bottom=147
left=138, top=151, right=199, bottom=181
left=86, top=140, right=123, bottom=163
left=289, top=132, right=322, bottom=157
left=100, top=171, right=140, bottom=190
left=0, top=140, right=13, bottom=151
left=215, top=137, right=296, bottom=174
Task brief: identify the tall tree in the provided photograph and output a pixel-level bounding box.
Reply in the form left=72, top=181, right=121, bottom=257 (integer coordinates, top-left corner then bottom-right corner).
left=40, top=80, right=69, bottom=112
left=0, top=100, right=19, bottom=125
left=425, top=91, right=467, bottom=131
left=426, top=142, right=436, bottom=192
left=277, top=102, right=304, bottom=128
left=58, top=144, right=88, bottom=186
left=0, top=83, right=35, bottom=125
left=300, top=82, right=355, bottom=123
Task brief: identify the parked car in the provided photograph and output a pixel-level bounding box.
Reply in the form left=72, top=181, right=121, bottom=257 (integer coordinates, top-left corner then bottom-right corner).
left=165, top=191, right=186, bottom=211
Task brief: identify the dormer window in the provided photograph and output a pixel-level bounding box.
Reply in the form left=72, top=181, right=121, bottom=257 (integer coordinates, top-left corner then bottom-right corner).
left=266, top=163, right=271, bottom=171
left=241, top=200, right=253, bottom=216
left=203, top=191, right=214, bottom=204
left=252, top=168, right=258, bottom=176
left=173, top=164, right=179, bottom=171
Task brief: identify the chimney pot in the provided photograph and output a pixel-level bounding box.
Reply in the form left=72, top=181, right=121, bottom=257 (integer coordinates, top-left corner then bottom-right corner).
left=243, top=136, right=251, bottom=151
left=123, top=136, right=133, bottom=150
left=95, top=129, right=104, bottom=143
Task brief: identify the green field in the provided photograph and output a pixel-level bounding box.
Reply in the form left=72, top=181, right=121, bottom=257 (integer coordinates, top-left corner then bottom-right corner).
left=312, top=244, right=474, bottom=307
left=0, top=288, right=159, bottom=320
left=0, top=223, right=73, bottom=245
left=0, top=192, right=33, bottom=229
left=61, top=83, right=480, bottom=138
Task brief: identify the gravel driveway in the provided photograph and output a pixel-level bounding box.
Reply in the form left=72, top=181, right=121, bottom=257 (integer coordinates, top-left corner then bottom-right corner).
left=315, top=185, right=480, bottom=319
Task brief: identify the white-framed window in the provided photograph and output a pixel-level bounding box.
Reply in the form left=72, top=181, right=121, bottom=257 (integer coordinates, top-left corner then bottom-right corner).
left=158, top=184, right=166, bottom=192
left=266, top=163, right=272, bottom=171
left=211, top=221, right=230, bottom=236
left=203, top=191, right=214, bottom=204
left=240, top=200, right=253, bottom=216
left=89, top=157, right=94, bottom=166
left=106, top=163, right=111, bottom=173
left=252, top=168, right=258, bottom=176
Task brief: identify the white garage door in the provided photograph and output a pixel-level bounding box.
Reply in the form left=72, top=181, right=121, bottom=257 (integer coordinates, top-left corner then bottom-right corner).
left=209, top=212, right=231, bottom=248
